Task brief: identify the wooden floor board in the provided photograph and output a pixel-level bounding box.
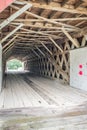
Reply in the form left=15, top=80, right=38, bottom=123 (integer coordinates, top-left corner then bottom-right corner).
left=0, top=90, right=4, bottom=109
left=1, top=72, right=87, bottom=109
left=29, top=76, right=86, bottom=107
left=18, top=75, right=49, bottom=107
left=3, top=75, right=15, bottom=109
left=9, top=74, right=24, bottom=108
left=29, top=77, right=87, bottom=104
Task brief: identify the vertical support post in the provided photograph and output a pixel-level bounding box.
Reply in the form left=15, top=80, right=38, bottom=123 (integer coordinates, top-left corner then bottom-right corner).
left=0, top=44, right=2, bottom=92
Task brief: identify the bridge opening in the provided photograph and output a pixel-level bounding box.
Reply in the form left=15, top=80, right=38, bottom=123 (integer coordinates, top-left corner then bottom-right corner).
left=6, top=59, right=24, bottom=73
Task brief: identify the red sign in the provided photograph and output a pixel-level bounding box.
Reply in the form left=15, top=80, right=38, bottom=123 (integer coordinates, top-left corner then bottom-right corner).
left=0, top=0, right=15, bottom=13
left=78, top=64, right=83, bottom=76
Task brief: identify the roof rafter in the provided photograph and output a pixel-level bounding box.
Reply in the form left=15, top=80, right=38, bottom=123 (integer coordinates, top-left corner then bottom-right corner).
left=62, top=28, right=80, bottom=48
left=26, top=1, right=87, bottom=15
left=0, top=4, right=32, bottom=30
left=10, top=4, right=78, bottom=29
left=49, top=37, right=63, bottom=53
left=3, top=35, right=18, bottom=49
left=14, top=17, right=87, bottom=22
left=1, top=24, right=23, bottom=44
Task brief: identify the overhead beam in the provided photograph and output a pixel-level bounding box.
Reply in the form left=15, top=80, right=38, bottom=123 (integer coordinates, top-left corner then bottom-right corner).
left=11, top=25, right=58, bottom=38
left=26, top=1, right=87, bottom=15
left=35, top=46, right=45, bottom=57
left=11, top=22, right=78, bottom=32
left=74, top=0, right=83, bottom=8
left=3, top=41, right=15, bottom=54
left=10, top=5, right=78, bottom=29
left=13, top=26, right=62, bottom=39
left=0, top=24, right=23, bottom=44
left=49, top=37, right=63, bottom=53
left=0, top=4, right=32, bottom=30
left=31, top=49, right=40, bottom=58
left=15, top=33, right=49, bottom=38
left=3, top=35, right=18, bottom=49
left=41, top=41, right=53, bottom=55
left=61, top=0, right=68, bottom=6
left=62, top=28, right=80, bottom=48
left=16, top=36, right=49, bottom=41
left=14, top=17, right=87, bottom=22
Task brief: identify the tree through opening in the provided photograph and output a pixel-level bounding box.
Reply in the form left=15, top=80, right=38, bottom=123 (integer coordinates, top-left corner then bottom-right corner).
left=6, top=59, right=24, bottom=73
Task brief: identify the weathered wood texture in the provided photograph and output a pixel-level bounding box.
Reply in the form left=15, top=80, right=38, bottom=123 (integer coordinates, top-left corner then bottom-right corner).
left=1, top=73, right=87, bottom=109
left=0, top=73, right=87, bottom=129
left=1, top=108, right=87, bottom=130
left=27, top=36, right=87, bottom=82
left=0, top=0, right=86, bottom=82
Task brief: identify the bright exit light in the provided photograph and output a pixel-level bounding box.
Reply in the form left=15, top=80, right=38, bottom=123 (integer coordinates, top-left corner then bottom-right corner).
left=6, top=59, right=24, bottom=72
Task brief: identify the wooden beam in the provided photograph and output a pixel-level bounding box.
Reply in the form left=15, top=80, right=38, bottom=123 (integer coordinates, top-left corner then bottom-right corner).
left=10, top=5, right=78, bottom=29
left=3, top=41, right=15, bottom=54
left=31, top=49, right=40, bottom=58
left=11, top=22, right=78, bottom=32
left=49, top=37, right=63, bottom=53
left=44, top=52, right=69, bottom=81
left=81, top=35, right=86, bottom=47
left=61, top=0, right=68, bottom=6
left=16, top=36, right=49, bottom=41
left=76, top=21, right=85, bottom=27
left=3, top=35, right=18, bottom=49
left=74, top=0, right=83, bottom=8
left=26, top=1, right=87, bottom=15
left=0, top=24, right=23, bottom=44
left=15, top=33, right=48, bottom=37
left=0, top=4, right=32, bottom=30
left=35, top=46, right=45, bottom=57
left=17, top=36, right=49, bottom=41
left=14, top=17, right=87, bottom=22
left=62, top=28, right=80, bottom=48
left=11, top=25, right=59, bottom=38
left=14, top=46, right=31, bottom=49
left=16, top=41, right=50, bottom=46
left=41, top=42, right=53, bottom=55
left=13, top=26, right=62, bottom=39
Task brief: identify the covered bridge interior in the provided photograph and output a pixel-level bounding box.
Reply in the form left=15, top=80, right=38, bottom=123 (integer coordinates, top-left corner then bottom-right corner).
left=0, top=0, right=87, bottom=120
left=0, top=0, right=87, bottom=108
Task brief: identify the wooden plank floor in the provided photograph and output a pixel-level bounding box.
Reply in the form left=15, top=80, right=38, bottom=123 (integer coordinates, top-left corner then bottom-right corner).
left=0, top=72, right=87, bottom=129
left=0, top=72, right=87, bottom=110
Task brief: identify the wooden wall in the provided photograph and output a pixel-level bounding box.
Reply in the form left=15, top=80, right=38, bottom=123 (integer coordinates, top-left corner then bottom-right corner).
left=26, top=35, right=87, bottom=83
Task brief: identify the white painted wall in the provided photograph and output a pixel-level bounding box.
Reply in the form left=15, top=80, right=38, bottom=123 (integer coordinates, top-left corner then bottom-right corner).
left=70, top=47, right=87, bottom=91
left=0, top=44, right=2, bottom=92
